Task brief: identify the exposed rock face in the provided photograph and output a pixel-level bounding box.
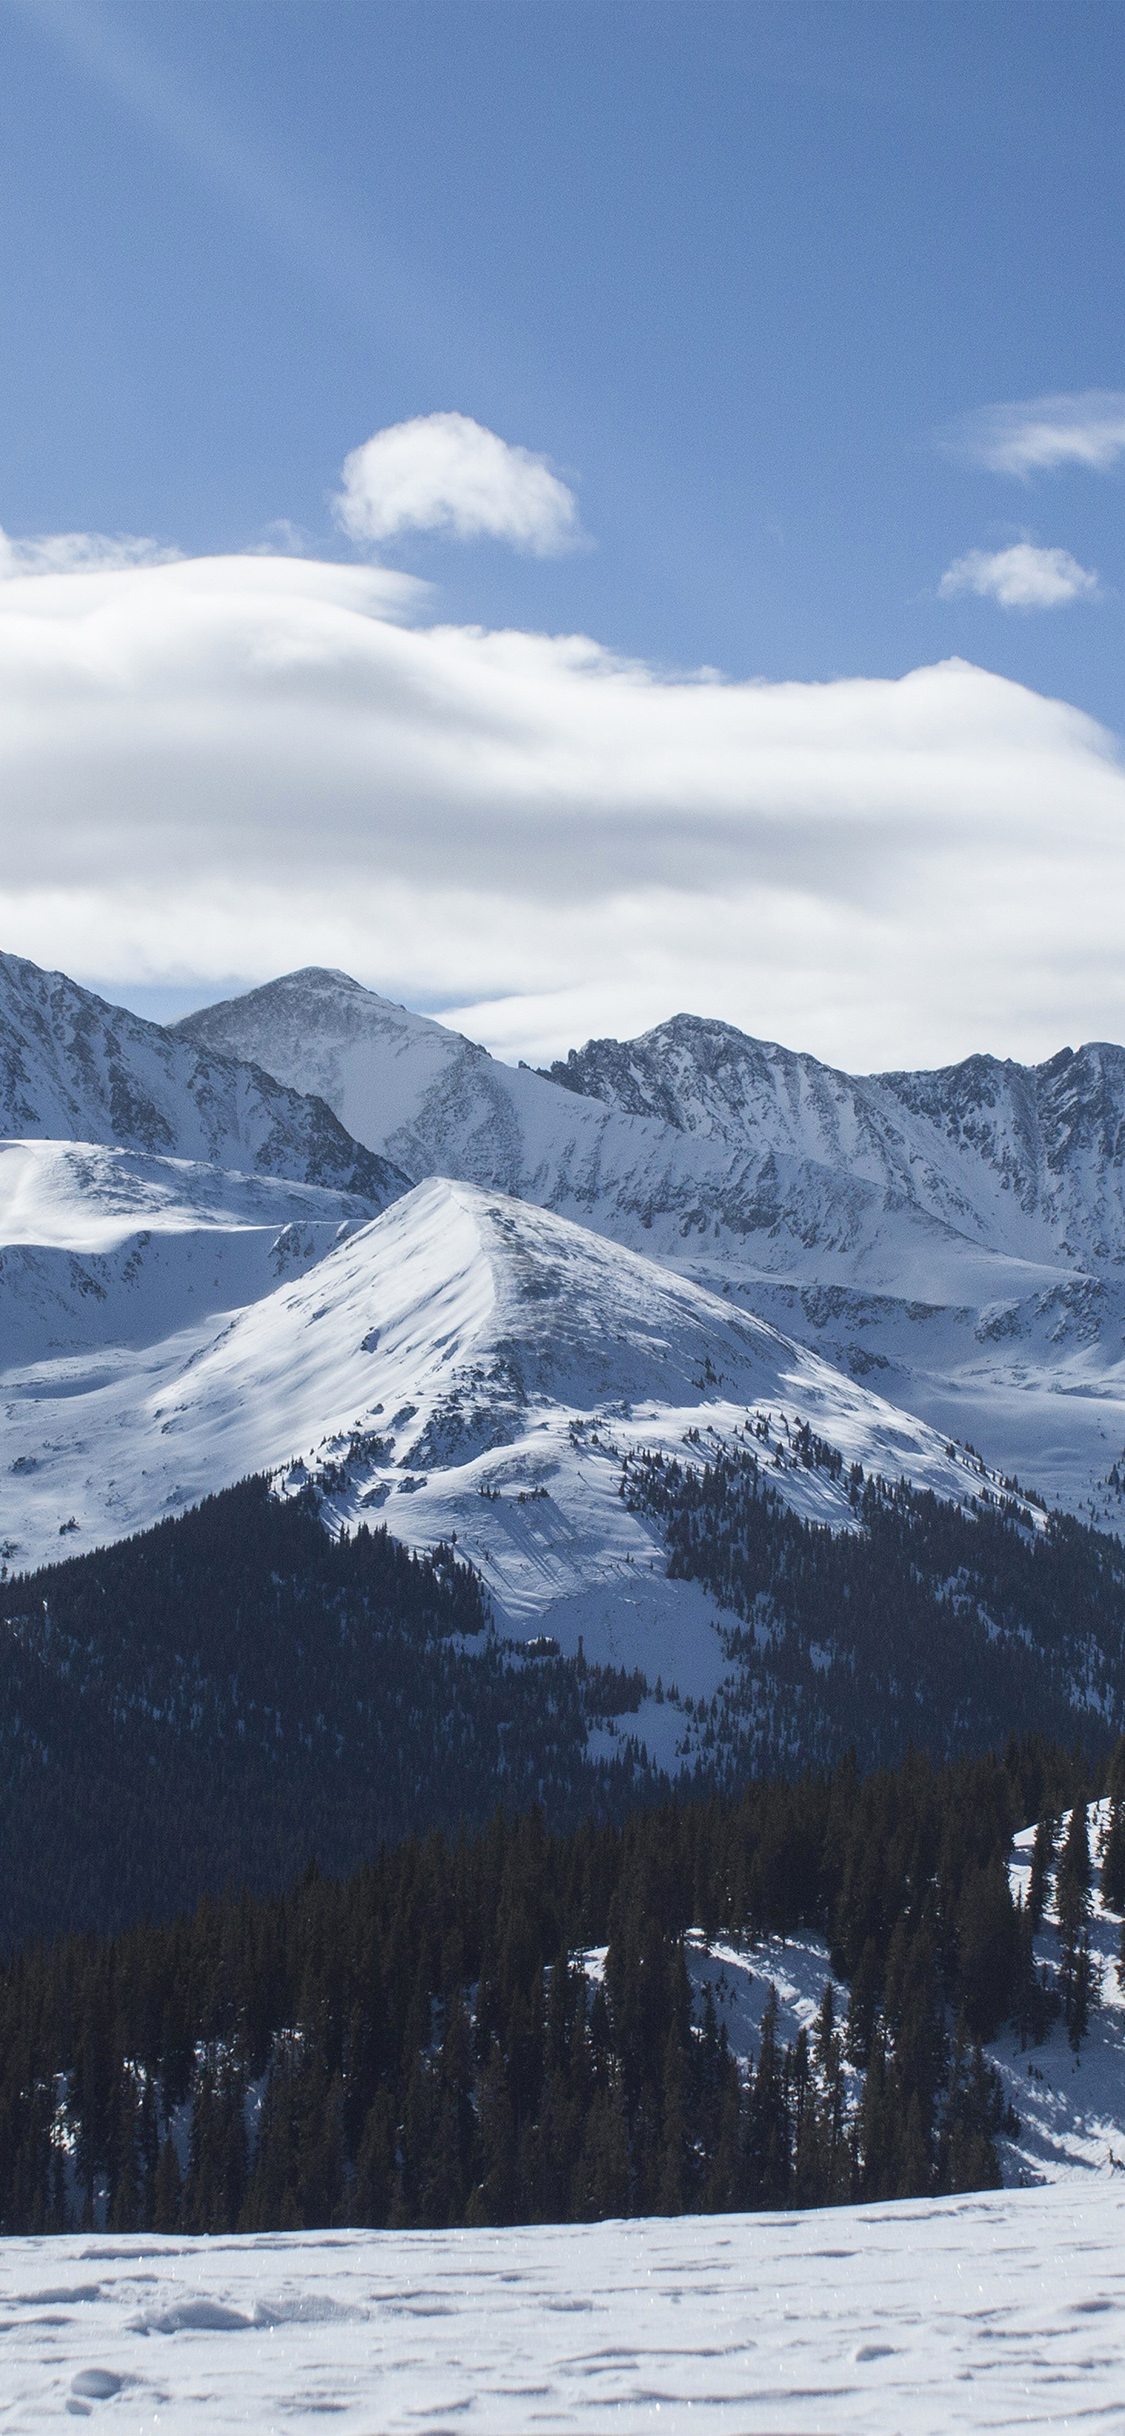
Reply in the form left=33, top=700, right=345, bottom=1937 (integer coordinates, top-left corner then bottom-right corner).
left=0, top=952, right=409, bottom=1208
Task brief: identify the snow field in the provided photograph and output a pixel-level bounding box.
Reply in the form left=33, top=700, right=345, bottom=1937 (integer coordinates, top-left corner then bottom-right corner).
left=5, top=2182, right=1125, bottom=2433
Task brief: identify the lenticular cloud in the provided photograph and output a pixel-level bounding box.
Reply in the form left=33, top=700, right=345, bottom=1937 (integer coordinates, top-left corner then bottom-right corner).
left=0, top=544, right=1123, bottom=1068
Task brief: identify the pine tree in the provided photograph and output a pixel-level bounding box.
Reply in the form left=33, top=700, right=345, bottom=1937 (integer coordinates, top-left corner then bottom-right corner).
left=1067, top=1936, right=1095, bottom=2052
left=1057, top=1806, right=1095, bottom=2047
left=1027, top=1815, right=1057, bottom=1934
left=955, top=1861, right=1021, bottom=2038
left=574, top=2074, right=631, bottom=2221
left=656, top=2020, right=691, bottom=2215
left=812, top=1981, right=850, bottom=2203
left=743, top=1986, right=790, bottom=2206
left=1100, top=1746, right=1125, bottom=1912
left=1056, top=1804, right=1092, bottom=1932
left=153, top=2134, right=183, bottom=2233
left=940, top=2029, right=1007, bottom=2192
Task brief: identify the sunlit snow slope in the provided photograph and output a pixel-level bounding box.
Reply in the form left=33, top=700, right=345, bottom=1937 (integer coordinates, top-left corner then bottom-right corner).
left=0, top=1138, right=383, bottom=1363
left=0, top=1175, right=991, bottom=1763
left=178, top=968, right=1125, bottom=1521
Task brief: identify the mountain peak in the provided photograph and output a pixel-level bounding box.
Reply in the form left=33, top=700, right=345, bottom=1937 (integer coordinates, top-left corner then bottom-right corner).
left=0, top=947, right=408, bottom=1206
left=151, top=963, right=1125, bottom=1521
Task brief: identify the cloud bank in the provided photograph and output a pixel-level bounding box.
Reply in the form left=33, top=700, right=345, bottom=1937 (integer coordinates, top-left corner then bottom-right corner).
left=941, top=390, right=1125, bottom=477
left=939, top=542, right=1100, bottom=610
left=334, top=413, right=580, bottom=553
left=0, top=547, right=1123, bottom=1070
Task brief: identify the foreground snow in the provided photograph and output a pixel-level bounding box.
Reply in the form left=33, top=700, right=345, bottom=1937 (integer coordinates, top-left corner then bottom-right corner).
left=5, top=2184, right=1125, bottom=2432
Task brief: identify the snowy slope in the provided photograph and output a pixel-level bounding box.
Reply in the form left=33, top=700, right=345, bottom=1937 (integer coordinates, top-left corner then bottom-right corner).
left=0, top=1138, right=379, bottom=1362
left=670, top=1799, right=1125, bottom=2193
left=0, top=1175, right=995, bottom=1760
left=178, top=970, right=1125, bottom=1519
left=6, top=2185, right=1125, bottom=2434
left=0, top=952, right=408, bottom=1205
left=994, top=1801, right=1125, bottom=2185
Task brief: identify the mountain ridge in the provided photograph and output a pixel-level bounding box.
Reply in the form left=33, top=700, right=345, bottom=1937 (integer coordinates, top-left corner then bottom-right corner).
left=0, top=950, right=410, bottom=1208
left=176, top=969, right=1125, bottom=1522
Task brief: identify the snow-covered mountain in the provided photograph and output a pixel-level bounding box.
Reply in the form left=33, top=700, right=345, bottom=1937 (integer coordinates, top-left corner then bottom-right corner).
left=1, top=1173, right=997, bottom=1767
left=177, top=970, right=1125, bottom=1521
left=0, top=951, right=408, bottom=1206
left=0, top=1138, right=382, bottom=1362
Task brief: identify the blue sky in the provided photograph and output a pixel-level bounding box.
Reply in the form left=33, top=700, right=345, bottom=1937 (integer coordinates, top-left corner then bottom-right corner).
left=5, top=0, right=1124, bottom=714
left=2, top=1, right=1125, bottom=1066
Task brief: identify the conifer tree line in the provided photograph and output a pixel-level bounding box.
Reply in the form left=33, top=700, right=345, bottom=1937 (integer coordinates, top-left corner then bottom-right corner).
left=0, top=1732, right=1097, bottom=2238
left=623, top=1444, right=1125, bottom=1768
left=0, top=1480, right=661, bottom=1953
left=5, top=1444, right=1125, bottom=1958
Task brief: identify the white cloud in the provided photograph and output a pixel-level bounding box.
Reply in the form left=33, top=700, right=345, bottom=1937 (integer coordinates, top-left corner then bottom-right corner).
left=941, top=390, right=1125, bottom=477
left=0, top=526, right=180, bottom=578
left=334, top=413, right=580, bottom=553
left=938, top=542, right=1100, bottom=611
left=1, top=547, right=1125, bottom=1070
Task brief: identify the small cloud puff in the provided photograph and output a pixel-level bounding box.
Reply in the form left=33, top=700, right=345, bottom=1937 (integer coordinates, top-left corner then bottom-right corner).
left=333, top=412, right=581, bottom=555
left=939, top=542, right=1099, bottom=611
left=940, top=391, right=1125, bottom=478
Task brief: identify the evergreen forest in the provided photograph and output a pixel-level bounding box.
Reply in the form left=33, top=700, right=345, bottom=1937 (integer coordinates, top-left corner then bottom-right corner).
left=0, top=1733, right=1103, bottom=2237
left=3, top=1448, right=1125, bottom=1956
left=0, top=1479, right=659, bottom=1953
left=624, top=1436, right=1125, bottom=1770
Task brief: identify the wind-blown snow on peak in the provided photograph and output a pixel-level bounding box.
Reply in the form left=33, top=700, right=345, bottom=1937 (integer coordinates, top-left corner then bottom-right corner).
left=0, top=950, right=408, bottom=1206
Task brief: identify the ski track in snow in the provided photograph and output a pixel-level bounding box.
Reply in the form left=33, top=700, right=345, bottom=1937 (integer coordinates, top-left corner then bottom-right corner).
left=5, top=2183, right=1125, bottom=2433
